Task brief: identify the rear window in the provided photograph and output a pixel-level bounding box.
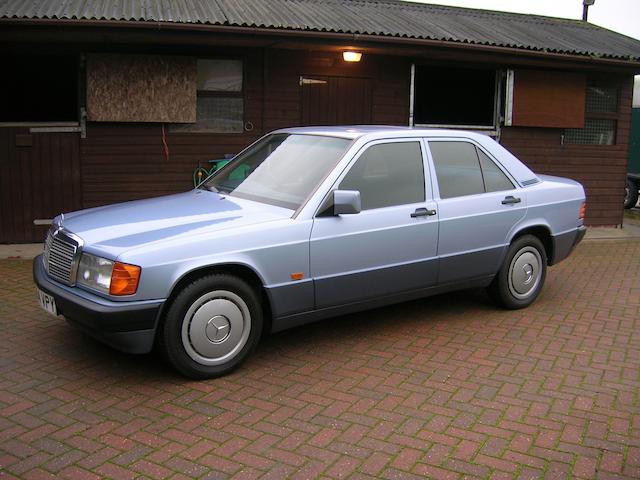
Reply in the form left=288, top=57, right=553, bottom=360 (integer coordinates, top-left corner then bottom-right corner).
left=429, top=141, right=515, bottom=199
left=429, top=141, right=484, bottom=199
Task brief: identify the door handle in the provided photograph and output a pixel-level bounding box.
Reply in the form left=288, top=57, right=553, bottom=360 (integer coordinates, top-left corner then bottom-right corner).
left=411, top=207, right=437, bottom=218
left=501, top=196, right=521, bottom=205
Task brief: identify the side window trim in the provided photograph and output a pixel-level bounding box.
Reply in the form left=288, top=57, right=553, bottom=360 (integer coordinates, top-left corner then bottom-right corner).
left=419, top=138, right=436, bottom=203
left=422, top=137, right=442, bottom=200
left=316, top=137, right=430, bottom=215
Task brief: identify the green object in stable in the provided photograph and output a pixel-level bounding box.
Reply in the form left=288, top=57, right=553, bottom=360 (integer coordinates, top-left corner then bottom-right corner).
left=210, top=159, right=252, bottom=179
left=229, top=164, right=251, bottom=180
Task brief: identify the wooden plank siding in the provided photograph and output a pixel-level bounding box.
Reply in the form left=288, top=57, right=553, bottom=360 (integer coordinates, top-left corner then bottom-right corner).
left=263, top=50, right=409, bottom=131
left=501, top=75, right=633, bottom=226
left=1, top=48, right=633, bottom=243
left=80, top=51, right=265, bottom=208
left=80, top=124, right=262, bottom=207
left=0, top=128, right=82, bottom=243
left=80, top=50, right=410, bottom=209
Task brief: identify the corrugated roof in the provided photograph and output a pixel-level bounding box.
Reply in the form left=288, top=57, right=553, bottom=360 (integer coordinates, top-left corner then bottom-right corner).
left=2, top=0, right=640, bottom=61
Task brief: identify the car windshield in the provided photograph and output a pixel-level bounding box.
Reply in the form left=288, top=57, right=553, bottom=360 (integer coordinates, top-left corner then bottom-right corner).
left=202, top=133, right=351, bottom=210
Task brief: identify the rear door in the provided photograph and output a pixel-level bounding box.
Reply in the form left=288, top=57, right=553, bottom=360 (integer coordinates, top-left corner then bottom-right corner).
left=426, top=139, right=527, bottom=284
left=309, top=138, right=439, bottom=309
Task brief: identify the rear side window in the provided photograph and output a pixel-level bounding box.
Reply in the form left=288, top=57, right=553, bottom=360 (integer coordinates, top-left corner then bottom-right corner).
left=429, top=141, right=514, bottom=199
left=339, top=141, right=425, bottom=210
left=429, top=142, right=484, bottom=199
left=478, top=149, right=514, bottom=192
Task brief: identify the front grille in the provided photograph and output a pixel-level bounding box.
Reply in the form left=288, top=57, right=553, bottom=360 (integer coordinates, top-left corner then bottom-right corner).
left=43, top=229, right=81, bottom=285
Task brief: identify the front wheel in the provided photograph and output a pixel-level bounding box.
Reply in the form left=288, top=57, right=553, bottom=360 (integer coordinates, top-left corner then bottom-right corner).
left=488, top=235, right=547, bottom=309
left=160, top=274, right=263, bottom=379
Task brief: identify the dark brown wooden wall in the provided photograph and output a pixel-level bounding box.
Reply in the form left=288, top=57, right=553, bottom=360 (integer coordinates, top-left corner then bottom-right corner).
left=1, top=46, right=634, bottom=243
left=81, top=125, right=261, bottom=208
left=501, top=75, right=633, bottom=226
left=0, top=128, right=82, bottom=243
left=263, top=50, right=410, bottom=131
left=80, top=49, right=410, bottom=209
left=80, top=51, right=265, bottom=208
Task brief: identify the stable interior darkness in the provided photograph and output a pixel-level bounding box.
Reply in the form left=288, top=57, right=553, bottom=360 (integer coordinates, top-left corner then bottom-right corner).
left=414, top=65, right=496, bottom=127
left=1, top=55, right=78, bottom=122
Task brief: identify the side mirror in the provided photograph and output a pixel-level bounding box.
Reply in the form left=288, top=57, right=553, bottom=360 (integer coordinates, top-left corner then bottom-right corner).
left=333, top=190, right=361, bottom=215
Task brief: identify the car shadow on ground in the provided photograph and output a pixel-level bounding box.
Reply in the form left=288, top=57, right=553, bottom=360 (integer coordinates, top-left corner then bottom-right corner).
left=43, top=287, right=499, bottom=385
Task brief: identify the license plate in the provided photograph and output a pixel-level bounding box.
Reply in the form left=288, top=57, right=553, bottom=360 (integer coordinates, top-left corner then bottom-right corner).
left=37, top=289, right=58, bottom=316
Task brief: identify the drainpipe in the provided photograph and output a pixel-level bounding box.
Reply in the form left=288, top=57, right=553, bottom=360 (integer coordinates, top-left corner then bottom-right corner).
left=582, top=0, right=596, bottom=21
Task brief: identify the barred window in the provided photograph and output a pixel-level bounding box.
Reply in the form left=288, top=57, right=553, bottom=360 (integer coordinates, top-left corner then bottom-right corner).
left=564, top=119, right=616, bottom=145
left=565, top=81, right=618, bottom=145
left=585, top=85, right=618, bottom=113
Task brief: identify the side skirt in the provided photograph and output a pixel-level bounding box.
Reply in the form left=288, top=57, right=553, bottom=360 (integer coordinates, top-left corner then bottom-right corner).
left=271, top=275, right=495, bottom=333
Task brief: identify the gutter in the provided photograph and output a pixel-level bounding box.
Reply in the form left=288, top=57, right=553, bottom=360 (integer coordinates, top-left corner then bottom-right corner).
left=1, top=18, right=640, bottom=69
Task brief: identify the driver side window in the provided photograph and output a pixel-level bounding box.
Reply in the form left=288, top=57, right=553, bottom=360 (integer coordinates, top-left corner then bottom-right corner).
left=339, top=141, right=425, bottom=210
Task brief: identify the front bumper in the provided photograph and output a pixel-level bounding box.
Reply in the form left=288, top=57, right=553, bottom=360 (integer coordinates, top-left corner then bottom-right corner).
left=33, top=255, right=164, bottom=354
left=550, top=225, right=587, bottom=265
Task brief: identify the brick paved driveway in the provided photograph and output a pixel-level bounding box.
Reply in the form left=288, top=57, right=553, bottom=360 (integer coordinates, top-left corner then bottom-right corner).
left=1, top=240, right=639, bottom=479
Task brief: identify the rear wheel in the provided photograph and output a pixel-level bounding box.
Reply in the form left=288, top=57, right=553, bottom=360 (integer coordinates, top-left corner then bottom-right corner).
left=624, top=178, right=638, bottom=209
left=160, top=274, right=263, bottom=379
left=488, top=235, right=547, bottom=309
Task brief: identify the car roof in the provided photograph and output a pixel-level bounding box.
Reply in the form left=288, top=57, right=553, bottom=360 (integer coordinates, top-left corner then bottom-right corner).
left=273, top=125, right=494, bottom=141
left=272, top=125, right=539, bottom=187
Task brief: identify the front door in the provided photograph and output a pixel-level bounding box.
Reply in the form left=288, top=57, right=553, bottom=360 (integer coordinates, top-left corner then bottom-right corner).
left=310, top=139, right=439, bottom=309
left=301, top=76, right=372, bottom=126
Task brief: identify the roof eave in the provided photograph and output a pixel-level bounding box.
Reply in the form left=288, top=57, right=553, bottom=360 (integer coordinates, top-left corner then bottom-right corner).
left=2, top=17, right=639, bottom=69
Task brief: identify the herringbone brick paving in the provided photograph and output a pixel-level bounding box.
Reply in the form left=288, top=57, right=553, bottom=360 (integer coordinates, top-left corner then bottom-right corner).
left=1, top=240, right=639, bottom=479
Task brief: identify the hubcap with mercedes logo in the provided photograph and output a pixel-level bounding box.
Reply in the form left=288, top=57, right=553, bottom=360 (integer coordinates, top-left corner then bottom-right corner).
left=206, top=315, right=231, bottom=343
left=522, top=263, right=534, bottom=284
left=508, top=246, right=542, bottom=300
left=181, top=290, right=252, bottom=366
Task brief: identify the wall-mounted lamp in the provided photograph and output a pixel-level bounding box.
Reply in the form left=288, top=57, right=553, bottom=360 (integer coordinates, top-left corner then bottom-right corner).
left=342, top=51, right=363, bottom=62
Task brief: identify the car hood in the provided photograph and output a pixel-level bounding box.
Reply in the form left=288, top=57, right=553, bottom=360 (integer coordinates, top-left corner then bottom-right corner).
left=59, top=190, right=293, bottom=258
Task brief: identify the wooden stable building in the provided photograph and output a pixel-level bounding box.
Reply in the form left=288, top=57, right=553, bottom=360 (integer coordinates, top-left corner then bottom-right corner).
left=1, top=0, right=640, bottom=243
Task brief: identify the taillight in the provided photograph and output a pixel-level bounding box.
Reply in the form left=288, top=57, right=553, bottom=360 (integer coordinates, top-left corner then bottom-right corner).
left=579, top=202, right=586, bottom=220
left=109, top=262, right=141, bottom=296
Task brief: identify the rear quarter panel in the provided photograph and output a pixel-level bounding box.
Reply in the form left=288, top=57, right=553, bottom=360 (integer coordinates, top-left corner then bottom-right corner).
left=518, top=175, right=585, bottom=237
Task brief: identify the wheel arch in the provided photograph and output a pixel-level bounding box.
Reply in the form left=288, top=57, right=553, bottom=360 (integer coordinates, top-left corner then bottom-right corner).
left=159, top=263, right=273, bottom=337
left=509, top=225, right=553, bottom=265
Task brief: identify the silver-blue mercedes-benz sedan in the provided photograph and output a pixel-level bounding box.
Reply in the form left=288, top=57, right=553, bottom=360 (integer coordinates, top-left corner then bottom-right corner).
left=34, top=127, right=586, bottom=378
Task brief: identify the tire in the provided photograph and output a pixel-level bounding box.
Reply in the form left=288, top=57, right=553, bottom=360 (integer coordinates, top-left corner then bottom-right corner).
left=160, top=274, right=263, bottom=379
left=624, top=178, right=638, bottom=209
left=488, top=235, right=547, bottom=310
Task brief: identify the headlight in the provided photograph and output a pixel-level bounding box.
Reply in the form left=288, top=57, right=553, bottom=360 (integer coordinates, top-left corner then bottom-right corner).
left=77, top=253, right=141, bottom=296
left=77, top=253, right=113, bottom=294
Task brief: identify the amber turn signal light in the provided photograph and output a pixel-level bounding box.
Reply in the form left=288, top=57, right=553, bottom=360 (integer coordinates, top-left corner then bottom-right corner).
left=109, top=262, right=141, bottom=296
left=579, top=202, right=586, bottom=220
